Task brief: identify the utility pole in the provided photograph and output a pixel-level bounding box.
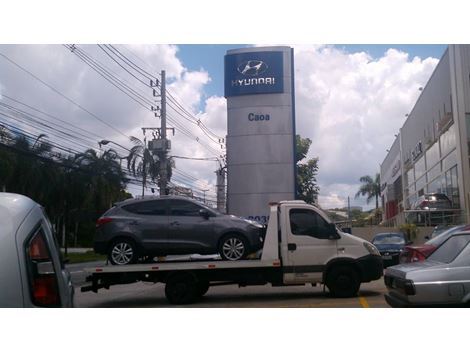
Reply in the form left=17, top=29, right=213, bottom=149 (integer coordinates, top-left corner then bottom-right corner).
left=159, top=70, right=168, bottom=196
left=216, top=166, right=226, bottom=213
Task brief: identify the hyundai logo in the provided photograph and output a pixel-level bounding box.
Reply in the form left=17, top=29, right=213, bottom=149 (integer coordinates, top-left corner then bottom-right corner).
left=237, top=60, right=268, bottom=76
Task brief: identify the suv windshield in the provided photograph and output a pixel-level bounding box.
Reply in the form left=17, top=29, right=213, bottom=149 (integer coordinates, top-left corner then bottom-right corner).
left=427, top=234, right=470, bottom=263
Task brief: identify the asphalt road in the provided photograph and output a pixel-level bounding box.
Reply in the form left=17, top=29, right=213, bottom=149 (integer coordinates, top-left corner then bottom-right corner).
left=73, top=268, right=389, bottom=308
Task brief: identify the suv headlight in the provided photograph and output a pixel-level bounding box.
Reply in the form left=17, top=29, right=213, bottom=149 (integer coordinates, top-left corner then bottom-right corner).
left=363, top=242, right=380, bottom=256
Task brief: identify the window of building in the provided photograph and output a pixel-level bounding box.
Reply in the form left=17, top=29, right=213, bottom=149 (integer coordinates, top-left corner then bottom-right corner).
left=444, top=165, right=460, bottom=208
left=414, top=156, right=426, bottom=180
left=427, top=162, right=441, bottom=183
left=440, top=124, right=456, bottom=158
left=427, top=176, right=443, bottom=194
left=426, top=141, right=440, bottom=169
left=442, top=149, right=457, bottom=172
left=406, top=167, right=415, bottom=186
left=416, top=174, right=427, bottom=194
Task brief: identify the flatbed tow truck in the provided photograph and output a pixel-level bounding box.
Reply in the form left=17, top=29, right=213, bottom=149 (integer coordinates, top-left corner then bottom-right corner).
left=82, top=201, right=383, bottom=304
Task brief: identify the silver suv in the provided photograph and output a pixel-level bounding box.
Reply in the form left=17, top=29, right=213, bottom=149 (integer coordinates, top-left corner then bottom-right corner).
left=94, top=196, right=265, bottom=265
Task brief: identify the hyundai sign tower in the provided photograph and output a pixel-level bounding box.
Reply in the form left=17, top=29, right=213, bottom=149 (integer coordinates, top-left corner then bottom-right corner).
left=224, top=46, right=296, bottom=223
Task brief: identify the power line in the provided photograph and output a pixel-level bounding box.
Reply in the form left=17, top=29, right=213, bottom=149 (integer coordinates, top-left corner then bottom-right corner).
left=0, top=50, right=130, bottom=139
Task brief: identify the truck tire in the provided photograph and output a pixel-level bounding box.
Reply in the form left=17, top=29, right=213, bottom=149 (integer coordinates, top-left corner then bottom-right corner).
left=326, top=265, right=360, bottom=298
left=108, top=238, right=138, bottom=265
left=219, top=234, right=248, bottom=261
left=165, top=273, right=198, bottom=305
left=196, top=281, right=210, bottom=297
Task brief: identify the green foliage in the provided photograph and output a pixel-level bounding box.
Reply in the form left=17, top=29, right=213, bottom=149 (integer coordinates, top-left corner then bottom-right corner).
left=399, top=223, right=419, bottom=241
left=64, top=251, right=107, bottom=264
left=296, top=135, right=319, bottom=204
left=0, top=133, right=131, bottom=247
left=355, top=173, right=381, bottom=210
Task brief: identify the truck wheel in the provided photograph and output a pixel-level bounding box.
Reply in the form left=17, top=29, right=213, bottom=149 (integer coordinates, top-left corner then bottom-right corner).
left=196, top=281, right=210, bottom=297
left=108, top=239, right=138, bottom=265
left=219, top=234, right=248, bottom=261
left=165, top=273, right=198, bottom=305
left=326, top=266, right=360, bottom=298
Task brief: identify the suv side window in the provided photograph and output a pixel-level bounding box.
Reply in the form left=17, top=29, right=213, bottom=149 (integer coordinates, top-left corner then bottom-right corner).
left=289, top=208, right=331, bottom=239
left=169, top=200, right=203, bottom=216
left=122, top=200, right=167, bottom=215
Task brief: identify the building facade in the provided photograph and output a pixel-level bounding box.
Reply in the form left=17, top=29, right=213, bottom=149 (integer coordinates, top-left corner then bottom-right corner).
left=380, top=45, right=470, bottom=225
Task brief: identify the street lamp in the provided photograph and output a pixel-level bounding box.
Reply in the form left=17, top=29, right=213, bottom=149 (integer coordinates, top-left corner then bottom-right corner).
left=98, top=139, right=131, bottom=152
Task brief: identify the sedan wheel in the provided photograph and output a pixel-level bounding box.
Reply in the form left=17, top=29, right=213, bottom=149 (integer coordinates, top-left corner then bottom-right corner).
left=220, top=235, right=247, bottom=261
left=109, top=240, right=137, bottom=265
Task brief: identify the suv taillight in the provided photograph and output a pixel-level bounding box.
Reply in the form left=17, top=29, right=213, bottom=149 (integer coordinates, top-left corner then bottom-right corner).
left=420, top=200, right=429, bottom=208
left=96, top=217, right=113, bottom=228
left=26, top=229, right=61, bottom=307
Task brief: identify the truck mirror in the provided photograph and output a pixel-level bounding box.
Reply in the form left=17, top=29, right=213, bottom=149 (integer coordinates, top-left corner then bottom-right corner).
left=327, top=223, right=340, bottom=239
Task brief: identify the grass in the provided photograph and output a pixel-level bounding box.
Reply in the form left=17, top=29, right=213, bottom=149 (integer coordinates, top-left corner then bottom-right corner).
left=63, top=251, right=107, bottom=264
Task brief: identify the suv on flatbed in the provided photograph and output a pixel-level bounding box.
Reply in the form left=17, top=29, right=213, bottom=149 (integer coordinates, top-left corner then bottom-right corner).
left=94, top=196, right=265, bottom=264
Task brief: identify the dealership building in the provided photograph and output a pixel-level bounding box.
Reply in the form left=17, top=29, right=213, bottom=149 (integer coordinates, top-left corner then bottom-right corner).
left=380, top=45, right=470, bottom=226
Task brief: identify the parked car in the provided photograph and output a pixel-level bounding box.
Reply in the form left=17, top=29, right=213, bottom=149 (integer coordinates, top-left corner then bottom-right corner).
left=0, top=193, right=74, bottom=307
left=384, top=231, right=470, bottom=307
left=409, top=193, right=454, bottom=225
left=399, top=224, right=470, bottom=263
left=94, top=196, right=266, bottom=265
left=371, top=232, right=408, bottom=267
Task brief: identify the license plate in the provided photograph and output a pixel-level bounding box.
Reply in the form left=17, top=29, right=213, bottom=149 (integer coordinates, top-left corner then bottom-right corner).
left=383, top=255, right=392, bottom=260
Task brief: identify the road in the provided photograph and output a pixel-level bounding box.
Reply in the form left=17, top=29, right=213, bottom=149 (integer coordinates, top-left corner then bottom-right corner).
left=72, top=263, right=389, bottom=308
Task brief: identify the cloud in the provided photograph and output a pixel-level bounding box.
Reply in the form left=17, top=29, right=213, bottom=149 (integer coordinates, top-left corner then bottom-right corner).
left=292, top=45, right=439, bottom=209
left=0, top=44, right=441, bottom=208
left=0, top=44, right=222, bottom=200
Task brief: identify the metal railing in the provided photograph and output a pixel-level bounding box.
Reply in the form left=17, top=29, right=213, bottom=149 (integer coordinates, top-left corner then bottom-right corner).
left=403, top=209, right=466, bottom=226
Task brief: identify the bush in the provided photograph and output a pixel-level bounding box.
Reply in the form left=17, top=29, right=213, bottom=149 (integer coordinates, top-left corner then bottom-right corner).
left=399, top=223, right=419, bottom=242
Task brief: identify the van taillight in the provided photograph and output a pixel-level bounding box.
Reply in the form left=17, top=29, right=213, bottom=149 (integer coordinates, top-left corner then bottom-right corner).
left=27, top=229, right=61, bottom=307
left=32, top=275, right=60, bottom=306
left=96, top=217, right=113, bottom=228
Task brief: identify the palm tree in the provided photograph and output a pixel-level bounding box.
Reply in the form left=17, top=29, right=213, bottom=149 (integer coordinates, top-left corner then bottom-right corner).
left=355, top=173, right=381, bottom=210
left=74, top=148, right=127, bottom=213
left=126, top=136, right=173, bottom=196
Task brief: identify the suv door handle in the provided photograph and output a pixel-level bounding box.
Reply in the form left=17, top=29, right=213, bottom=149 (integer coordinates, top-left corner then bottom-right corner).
left=288, top=243, right=297, bottom=251
left=129, top=220, right=139, bottom=225
left=170, top=221, right=180, bottom=226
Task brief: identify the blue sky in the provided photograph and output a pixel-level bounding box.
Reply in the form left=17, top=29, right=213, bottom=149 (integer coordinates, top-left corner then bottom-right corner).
left=177, top=44, right=447, bottom=107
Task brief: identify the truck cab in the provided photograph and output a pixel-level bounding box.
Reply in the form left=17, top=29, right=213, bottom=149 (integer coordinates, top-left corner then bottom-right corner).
left=263, top=201, right=383, bottom=296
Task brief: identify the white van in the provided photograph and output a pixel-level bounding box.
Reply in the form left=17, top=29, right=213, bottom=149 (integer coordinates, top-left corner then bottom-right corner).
left=0, top=193, right=74, bottom=307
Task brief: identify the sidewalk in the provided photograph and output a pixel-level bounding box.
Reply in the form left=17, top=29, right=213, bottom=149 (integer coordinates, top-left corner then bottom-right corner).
left=61, top=247, right=93, bottom=254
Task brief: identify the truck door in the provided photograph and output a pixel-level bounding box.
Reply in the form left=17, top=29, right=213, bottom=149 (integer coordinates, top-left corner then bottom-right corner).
left=283, top=207, right=338, bottom=284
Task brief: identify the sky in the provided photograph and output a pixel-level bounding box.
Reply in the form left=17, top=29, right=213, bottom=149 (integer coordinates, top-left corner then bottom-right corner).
left=0, top=43, right=447, bottom=210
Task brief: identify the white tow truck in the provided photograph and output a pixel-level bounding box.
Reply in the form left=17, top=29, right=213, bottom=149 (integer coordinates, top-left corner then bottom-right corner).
left=82, top=201, right=383, bottom=304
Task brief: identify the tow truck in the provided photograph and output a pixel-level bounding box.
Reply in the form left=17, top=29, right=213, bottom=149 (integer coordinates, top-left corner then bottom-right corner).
left=82, top=200, right=383, bottom=304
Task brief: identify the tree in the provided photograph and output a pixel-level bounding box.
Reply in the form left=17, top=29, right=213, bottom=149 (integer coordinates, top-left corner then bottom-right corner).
left=126, top=136, right=173, bottom=195
left=296, top=135, right=320, bottom=204
left=355, top=173, right=381, bottom=210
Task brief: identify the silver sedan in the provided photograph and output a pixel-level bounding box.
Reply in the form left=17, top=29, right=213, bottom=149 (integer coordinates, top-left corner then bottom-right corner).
left=384, top=231, right=470, bottom=307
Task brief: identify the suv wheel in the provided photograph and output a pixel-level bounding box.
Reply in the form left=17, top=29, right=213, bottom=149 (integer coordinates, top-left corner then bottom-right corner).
left=109, top=239, right=137, bottom=265
left=219, top=234, right=248, bottom=261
